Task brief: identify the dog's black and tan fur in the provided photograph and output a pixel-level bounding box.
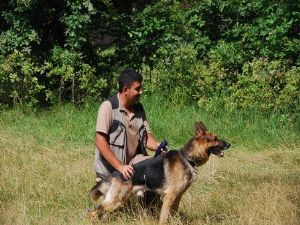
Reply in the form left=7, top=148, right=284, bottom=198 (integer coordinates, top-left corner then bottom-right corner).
left=88, top=121, right=230, bottom=224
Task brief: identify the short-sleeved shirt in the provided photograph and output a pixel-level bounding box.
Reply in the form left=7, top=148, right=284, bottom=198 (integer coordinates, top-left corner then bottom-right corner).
left=96, top=95, right=151, bottom=163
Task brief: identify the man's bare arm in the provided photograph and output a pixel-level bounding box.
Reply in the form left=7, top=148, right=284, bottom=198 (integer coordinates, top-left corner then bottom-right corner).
left=146, top=133, right=160, bottom=151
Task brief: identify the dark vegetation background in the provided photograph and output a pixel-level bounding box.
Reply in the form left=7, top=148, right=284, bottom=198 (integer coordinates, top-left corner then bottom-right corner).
left=0, top=0, right=299, bottom=123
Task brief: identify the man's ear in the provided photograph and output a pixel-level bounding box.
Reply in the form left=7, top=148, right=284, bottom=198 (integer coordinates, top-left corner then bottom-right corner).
left=122, top=86, right=129, bottom=94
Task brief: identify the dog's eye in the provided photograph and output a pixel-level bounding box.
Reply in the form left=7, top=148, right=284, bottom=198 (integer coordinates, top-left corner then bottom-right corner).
left=207, top=135, right=217, bottom=141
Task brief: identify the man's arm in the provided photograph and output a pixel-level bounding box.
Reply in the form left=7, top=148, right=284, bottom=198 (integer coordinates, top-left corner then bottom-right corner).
left=95, top=132, right=134, bottom=179
left=141, top=110, right=165, bottom=154
left=146, top=132, right=160, bottom=151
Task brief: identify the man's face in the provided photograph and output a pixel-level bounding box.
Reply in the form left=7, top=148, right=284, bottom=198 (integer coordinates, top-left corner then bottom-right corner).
left=126, top=81, right=143, bottom=104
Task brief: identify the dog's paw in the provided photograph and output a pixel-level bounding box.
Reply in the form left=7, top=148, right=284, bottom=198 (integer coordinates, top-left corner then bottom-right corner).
left=86, top=208, right=98, bottom=223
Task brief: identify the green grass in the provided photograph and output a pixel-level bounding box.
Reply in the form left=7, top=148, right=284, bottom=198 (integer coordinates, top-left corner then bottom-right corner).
left=142, top=95, right=300, bottom=150
left=0, top=95, right=299, bottom=225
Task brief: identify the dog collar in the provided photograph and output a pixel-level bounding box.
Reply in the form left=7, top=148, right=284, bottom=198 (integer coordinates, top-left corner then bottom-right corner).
left=179, top=151, right=198, bottom=180
left=188, top=160, right=196, bottom=168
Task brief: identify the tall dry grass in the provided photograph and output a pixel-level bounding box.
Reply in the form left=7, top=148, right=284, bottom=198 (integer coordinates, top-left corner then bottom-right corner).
left=0, top=103, right=299, bottom=225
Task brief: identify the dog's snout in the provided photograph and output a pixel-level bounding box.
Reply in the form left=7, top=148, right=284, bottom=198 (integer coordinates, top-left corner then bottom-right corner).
left=219, top=140, right=230, bottom=149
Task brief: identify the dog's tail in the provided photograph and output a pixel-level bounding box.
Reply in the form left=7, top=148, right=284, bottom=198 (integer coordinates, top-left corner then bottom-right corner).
left=90, top=182, right=104, bottom=201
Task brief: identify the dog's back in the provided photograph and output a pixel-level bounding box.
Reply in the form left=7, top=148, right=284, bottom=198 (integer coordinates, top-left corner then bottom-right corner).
left=113, top=150, right=187, bottom=190
left=131, top=155, right=165, bottom=189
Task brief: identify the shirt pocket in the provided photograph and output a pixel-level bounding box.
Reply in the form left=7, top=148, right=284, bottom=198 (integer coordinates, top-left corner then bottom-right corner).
left=109, top=120, right=125, bottom=147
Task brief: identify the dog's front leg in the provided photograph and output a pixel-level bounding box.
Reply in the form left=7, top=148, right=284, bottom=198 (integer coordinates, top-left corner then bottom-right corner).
left=170, top=193, right=183, bottom=215
left=159, top=193, right=176, bottom=225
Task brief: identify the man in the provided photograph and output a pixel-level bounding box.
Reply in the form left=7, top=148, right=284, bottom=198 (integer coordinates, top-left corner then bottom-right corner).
left=93, top=68, right=161, bottom=182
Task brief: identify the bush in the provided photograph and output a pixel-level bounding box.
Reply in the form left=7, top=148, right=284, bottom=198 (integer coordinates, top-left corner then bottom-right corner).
left=43, top=46, right=107, bottom=105
left=226, top=59, right=300, bottom=114
left=276, top=66, right=300, bottom=113
left=0, top=50, right=43, bottom=107
left=0, top=47, right=107, bottom=107
left=0, top=0, right=299, bottom=113
left=147, top=44, right=199, bottom=104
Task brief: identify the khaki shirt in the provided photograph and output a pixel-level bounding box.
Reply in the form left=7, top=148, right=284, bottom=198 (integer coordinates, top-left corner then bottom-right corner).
left=96, top=95, right=151, bottom=163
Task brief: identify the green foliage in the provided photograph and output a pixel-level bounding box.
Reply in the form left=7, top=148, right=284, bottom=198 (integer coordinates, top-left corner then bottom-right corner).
left=0, top=0, right=106, bottom=106
left=125, top=0, right=187, bottom=68
left=43, top=46, right=106, bottom=105
left=209, top=41, right=245, bottom=73
left=144, top=44, right=199, bottom=104
left=227, top=59, right=300, bottom=115
left=0, top=50, right=43, bottom=106
left=231, top=2, right=299, bottom=62
left=0, top=0, right=299, bottom=117
left=0, top=5, right=39, bottom=54
left=195, top=59, right=229, bottom=111
left=276, top=67, right=300, bottom=113
left=149, top=53, right=300, bottom=119
left=184, top=0, right=300, bottom=70
left=139, top=0, right=300, bottom=118
left=63, top=0, right=95, bottom=50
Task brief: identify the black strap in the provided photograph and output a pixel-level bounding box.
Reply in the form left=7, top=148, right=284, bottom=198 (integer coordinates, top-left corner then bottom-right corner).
left=108, top=94, right=144, bottom=114
left=188, top=160, right=196, bottom=168
left=180, top=151, right=197, bottom=168
left=108, top=95, right=119, bottom=110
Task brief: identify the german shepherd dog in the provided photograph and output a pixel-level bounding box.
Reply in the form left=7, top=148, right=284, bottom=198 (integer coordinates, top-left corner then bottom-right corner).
left=88, top=121, right=230, bottom=224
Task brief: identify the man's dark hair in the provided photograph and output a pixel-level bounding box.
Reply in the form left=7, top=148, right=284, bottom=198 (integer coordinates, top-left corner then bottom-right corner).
left=118, top=68, right=143, bottom=92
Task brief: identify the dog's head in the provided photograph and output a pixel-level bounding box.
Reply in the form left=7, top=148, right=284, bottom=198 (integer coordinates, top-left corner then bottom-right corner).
left=183, top=121, right=230, bottom=166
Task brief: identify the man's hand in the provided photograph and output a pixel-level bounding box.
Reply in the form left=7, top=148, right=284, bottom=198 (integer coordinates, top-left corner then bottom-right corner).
left=117, top=164, right=134, bottom=180
left=159, top=149, right=167, bottom=155
left=154, top=140, right=168, bottom=157
left=96, top=132, right=135, bottom=179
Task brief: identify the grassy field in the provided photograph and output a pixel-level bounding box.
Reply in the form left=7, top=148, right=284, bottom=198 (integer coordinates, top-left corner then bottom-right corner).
left=0, top=96, right=299, bottom=225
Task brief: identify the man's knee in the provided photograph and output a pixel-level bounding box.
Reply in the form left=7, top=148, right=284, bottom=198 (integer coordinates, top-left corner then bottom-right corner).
left=129, top=154, right=151, bottom=165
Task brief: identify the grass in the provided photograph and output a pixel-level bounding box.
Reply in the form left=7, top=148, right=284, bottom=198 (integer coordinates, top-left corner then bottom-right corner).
left=0, top=95, right=299, bottom=225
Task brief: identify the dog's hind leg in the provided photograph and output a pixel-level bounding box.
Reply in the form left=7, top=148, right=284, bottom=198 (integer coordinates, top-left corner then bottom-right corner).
left=100, top=178, right=132, bottom=212
left=88, top=179, right=114, bottom=222
left=90, top=183, right=103, bottom=202
left=159, top=193, right=177, bottom=225
left=87, top=184, right=131, bottom=223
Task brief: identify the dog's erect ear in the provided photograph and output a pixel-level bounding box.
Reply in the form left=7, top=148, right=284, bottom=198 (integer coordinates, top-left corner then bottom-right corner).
left=195, top=121, right=207, bottom=135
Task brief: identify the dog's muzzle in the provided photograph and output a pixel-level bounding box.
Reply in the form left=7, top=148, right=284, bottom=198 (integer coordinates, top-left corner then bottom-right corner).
left=209, top=140, right=230, bottom=157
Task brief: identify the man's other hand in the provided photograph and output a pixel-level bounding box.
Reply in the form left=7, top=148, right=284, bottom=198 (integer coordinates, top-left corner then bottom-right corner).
left=118, top=164, right=134, bottom=179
